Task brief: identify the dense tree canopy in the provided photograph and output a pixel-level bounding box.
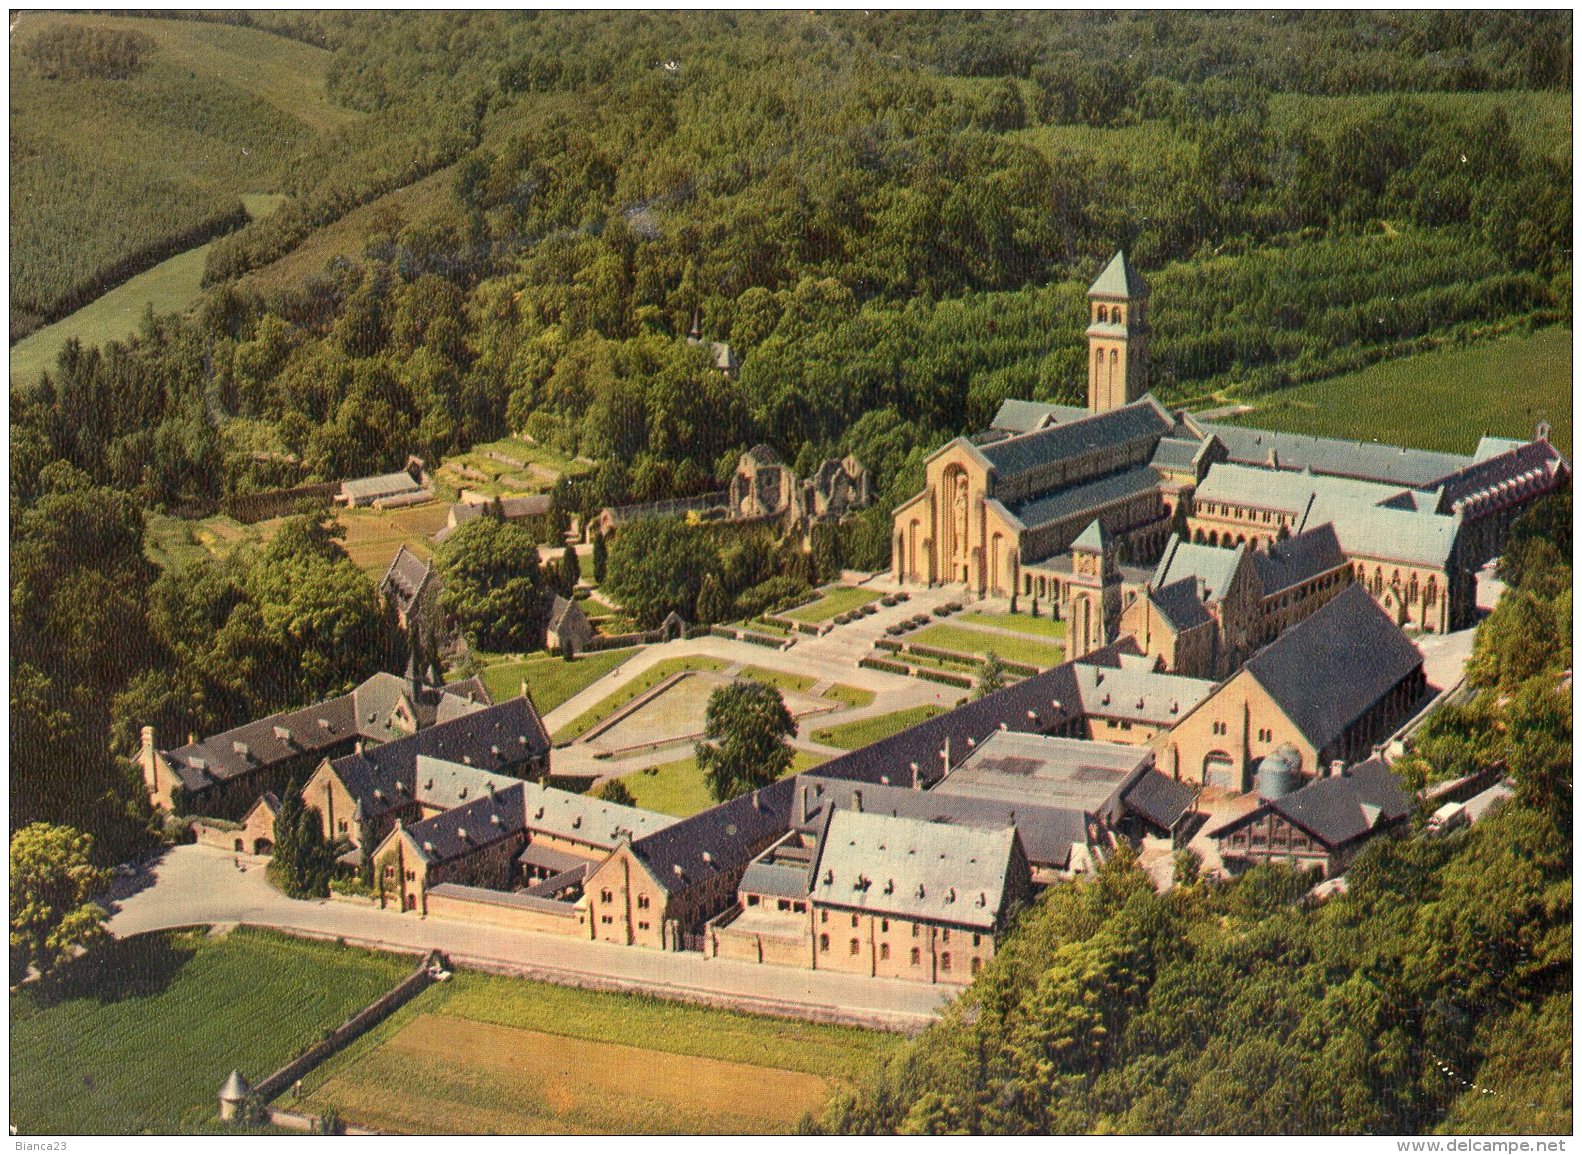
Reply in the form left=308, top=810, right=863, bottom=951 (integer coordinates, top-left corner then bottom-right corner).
left=10, top=824, right=111, bottom=984
left=695, top=680, right=797, bottom=803
left=435, top=517, right=546, bottom=651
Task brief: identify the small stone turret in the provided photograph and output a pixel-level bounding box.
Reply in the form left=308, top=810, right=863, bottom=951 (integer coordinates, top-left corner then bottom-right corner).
left=218, top=1069, right=252, bottom=1122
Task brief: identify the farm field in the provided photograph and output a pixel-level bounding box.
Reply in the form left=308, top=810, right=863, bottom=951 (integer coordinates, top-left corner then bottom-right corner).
left=612, top=750, right=828, bottom=818
left=11, top=12, right=355, bottom=331
left=1227, top=327, right=1573, bottom=457
left=783, top=586, right=884, bottom=623
left=322, top=502, right=452, bottom=580
left=908, top=622, right=1065, bottom=668
left=9, top=928, right=413, bottom=1135
left=955, top=610, right=1068, bottom=640
left=297, top=970, right=901, bottom=1134
left=476, top=648, right=640, bottom=713
left=811, top=705, right=945, bottom=751
left=10, top=194, right=287, bottom=385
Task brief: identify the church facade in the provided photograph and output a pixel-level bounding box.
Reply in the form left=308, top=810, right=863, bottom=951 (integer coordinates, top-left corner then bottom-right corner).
left=893, top=251, right=1568, bottom=642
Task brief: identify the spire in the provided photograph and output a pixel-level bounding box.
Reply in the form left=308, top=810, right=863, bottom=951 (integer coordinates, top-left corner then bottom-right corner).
left=1088, top=250, right=1149, bottom=300
left=1072, top=519, right=1109, bottom=553
left=219, top=1070, right=251, bottom=1103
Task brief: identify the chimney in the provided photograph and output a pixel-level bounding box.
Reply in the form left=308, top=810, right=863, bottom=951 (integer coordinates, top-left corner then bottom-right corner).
left=520, top=679, right=529, bottom=700
left=910, top=761, right=921, bottom=790
left=942, top=736, right=951, bottom=774
left=800, top=785, right=811, bottom=824
left=1330, top=760, right=1345, bottom=777
left=852, top=790, right=863, bottom=813
left=355, top=740, right=364, bottom=756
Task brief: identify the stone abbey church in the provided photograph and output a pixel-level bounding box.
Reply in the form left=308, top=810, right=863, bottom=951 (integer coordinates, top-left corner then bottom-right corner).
left=893, top=252, right=1568, bottom=673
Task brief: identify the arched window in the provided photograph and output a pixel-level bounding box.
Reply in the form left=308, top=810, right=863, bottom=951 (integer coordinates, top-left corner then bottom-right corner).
left=880, top=943, right=890, bottom=961
left=910, top=947, right=921, bottom=965
left=1408, top=574, right=1419, bottom=602
left=1113, top=307, right=1124, bottom=324
left=1096, top=305, right=1108, bottom=323
left=1109, top=349, right=1119, bottom=366
left=1373, top=568, right=1383, bottom=594
left=1424, top=577, right=1436, bottom=607
left=819, top=934, right=829, bottom=952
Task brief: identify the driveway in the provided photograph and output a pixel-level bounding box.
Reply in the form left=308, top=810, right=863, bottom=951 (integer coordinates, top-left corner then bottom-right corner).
left=105, top=845, right=949, bottom=1032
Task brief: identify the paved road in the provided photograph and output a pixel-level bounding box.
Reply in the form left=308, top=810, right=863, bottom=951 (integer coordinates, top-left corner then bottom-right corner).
left=106, top=845, right=950, bottom=1031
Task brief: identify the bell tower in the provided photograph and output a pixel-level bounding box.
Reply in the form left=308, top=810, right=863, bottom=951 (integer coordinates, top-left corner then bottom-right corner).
left=1066, top=519, right=1122, bottom=660
left=1086, top=250, right=1150, bottom=414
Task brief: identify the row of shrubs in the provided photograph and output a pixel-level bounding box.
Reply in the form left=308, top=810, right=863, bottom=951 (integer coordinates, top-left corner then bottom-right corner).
left=831, top=602, right=881, bottom=627
left=884, top=613, right=936, bottom=637
left=878, top=592, right=912, bottom=608
left=858, top=654, right=975, bottom=689
left=905, top=643, right=1041, bottom=677
left=710, top=625, right=787, bottom=649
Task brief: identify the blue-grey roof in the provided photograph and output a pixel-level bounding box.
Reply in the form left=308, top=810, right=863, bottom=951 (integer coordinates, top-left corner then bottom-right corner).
left=809, top=809, right=1018, bottom=929
left=990, top=399, right=1090, bottom=434
left=978, top=396, right=1172, bottom=479
left=1197, top=423, right=1472, bottom=488
left=1260, top=758, right=1408, bottom=848
left=1121, top=771, right=1197, bottom=832
left=1149, top=579, right=1213, bottom=632
left=932, top=730, right=1150, bottom=814
left=1089, top=250, right=1149, bottom=299
left=1002, top=465, right=1163, bottom=533
left=1071, top=654, right=1217, bottom=726
left=1241, top=586, right=1423, bottom=752
left=1252, top=523, right=1347, bottom=596
left=1152, top=536, right=1247, bottom=604
left=738, top=860, right=810, bottom=899
left=1150, top=437, right=1205, bottom=471
left=342, top=470, right=426, bottom=501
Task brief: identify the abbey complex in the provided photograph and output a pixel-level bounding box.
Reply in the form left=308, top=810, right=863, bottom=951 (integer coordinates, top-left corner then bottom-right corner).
left=893, top=252, right=1567, bottom=664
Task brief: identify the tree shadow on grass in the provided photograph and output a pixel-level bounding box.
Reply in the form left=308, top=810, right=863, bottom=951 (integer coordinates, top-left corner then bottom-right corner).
left=30, top=931, right=198, bottom=1008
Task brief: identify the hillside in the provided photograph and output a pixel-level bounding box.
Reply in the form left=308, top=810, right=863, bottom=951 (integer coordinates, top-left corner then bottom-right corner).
left=8, top=12, right=358, bottom=339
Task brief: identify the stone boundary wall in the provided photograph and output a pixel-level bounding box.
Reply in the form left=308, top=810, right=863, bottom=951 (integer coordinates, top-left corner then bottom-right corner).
left=250, top=949, right=443, bottom=1103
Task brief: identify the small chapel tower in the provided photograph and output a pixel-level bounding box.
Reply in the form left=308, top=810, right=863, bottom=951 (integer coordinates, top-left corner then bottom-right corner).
left=1066, top=519, right=1122, bottom=660
left=1086, top=250, right=1150, bottom=413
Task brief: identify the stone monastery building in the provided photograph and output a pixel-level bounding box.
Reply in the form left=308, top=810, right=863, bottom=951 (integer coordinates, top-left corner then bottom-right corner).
left=892, top=252, right=1568, bottom=650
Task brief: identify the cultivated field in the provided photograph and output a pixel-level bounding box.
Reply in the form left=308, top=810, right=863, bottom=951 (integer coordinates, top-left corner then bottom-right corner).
left=11, top=13, right=355, bottom=331
left=296, top=970, right=900, bottom=1134
left=811, top=705, right=945, bottom=751
left=1227, top=326, right=1573, bottom=456
left=620, top=749, right=828, bottom=817
left=9, top=928, right=413, bottom=1135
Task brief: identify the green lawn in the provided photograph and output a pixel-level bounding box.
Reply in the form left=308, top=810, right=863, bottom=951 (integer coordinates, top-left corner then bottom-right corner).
left=1227, top=327, right=1572, bottom=457
left=822, top=684, right=877, bottom=709
left=908, top=622, right=1065, bottom=668
left=295, top=966, right=901, bottom=1134
left=783, top=586, right=883, bottom=623
left=811, top=705, right=945, bottom=751
left=956, top=610, right=1068, bottom=641
left=738, top=665, right=817, bottom=695
left=10, top=928, right=413, bottom=1135
left=477, top=648, right=640, bottom=715
left=620, top=750, right=827, bottom=817
left=552, top=656, right=731, bottom=743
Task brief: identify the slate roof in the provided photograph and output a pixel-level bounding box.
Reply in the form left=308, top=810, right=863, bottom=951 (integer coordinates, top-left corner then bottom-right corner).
left=1150, top=436, right=1206, bottom=471
left=1149, top=579, right=1214, bottom=632
left=1251, top=523, right=1347, bottom=596
left=990, top=399, right=1090, bottom=434
left=793, top=774, right=1094, bottom=871
left=1241, top=585, right=1423, bottom=752
left=1196, top=424, right=1472, bottom=488
left=516, top=840, right=598, bottom=876
left=165, top=693, right=359, bottom=792
left=547, top=595, right=582, bottom=630
left=630, top=778, right=798, bottom=895
left=809, top=810, right=1018, bottom=929
left=1213, top=758, right=1408, bottom=849
left=404, top=777, right=675, bottom=865
left=330, top=697, right=552, bottom=823
left=1152, top=536, right=1247, bottom=603
left=379, top=545, right=433, bottom=612
left=999, top=465, right=1164, bottom=533
left=1071, top=519, right=1109, bottom=553
left=1436, top=439, right=1568, bottom=517
left=1089, top=250, right=1149, bottom=299
left=1071, top=653, right=1217, bottom=726
left=342, top=470, right=426, bottom=502
left=1193, top=464, right=1463, bottom=568
left=931, top=730, right=1150, bottom=816
left=979, top=396, right=1172, bottom=479
left=1121, top=771, right=1197, bottom=832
